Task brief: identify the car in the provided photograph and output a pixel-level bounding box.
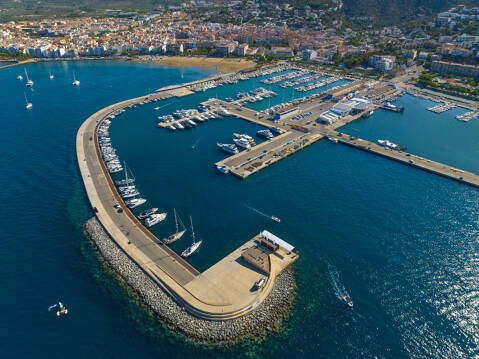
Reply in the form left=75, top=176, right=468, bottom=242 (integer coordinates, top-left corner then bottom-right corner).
left=114, top=203, right=120, bottom=209
left=117, top=208, right=123, bottom=213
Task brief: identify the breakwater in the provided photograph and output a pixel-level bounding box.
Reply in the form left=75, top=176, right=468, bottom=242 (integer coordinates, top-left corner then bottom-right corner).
left=84, top=217, right=296, bottom=345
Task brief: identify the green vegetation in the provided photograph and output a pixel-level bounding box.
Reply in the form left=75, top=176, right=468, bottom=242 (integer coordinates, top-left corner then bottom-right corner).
left=419, top=71, right=479, bottom=96
left=0, top=52, right=31, bottom=61
left=343, top=0, right=477, bottom=27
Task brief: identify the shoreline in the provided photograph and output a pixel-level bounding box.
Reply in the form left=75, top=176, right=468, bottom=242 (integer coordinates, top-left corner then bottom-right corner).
left=83, top=217, right=296, bottom=346
left=136, top=56, right=257, bottom=73
left=0, top=55, right=257, bottom=73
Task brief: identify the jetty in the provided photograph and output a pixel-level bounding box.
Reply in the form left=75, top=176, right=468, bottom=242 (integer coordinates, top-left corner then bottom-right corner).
left=327, top=131, right=479, bottom=188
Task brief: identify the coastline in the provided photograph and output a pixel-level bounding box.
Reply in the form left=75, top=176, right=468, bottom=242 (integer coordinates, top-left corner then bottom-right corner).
left=137, top=56, right=256, bottom=73
left=0, top=58, right=35, bottom=70
left=84, top=217, right=296, bottom=346
left=1, top=55, right=256, bottom=73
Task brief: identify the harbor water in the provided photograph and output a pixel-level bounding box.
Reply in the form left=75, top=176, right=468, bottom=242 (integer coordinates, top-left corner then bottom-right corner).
left=1, top=60, right=478, bottom=358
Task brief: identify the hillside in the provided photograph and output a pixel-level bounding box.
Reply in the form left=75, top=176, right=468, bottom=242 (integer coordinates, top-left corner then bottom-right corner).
left=343, top=0, right=475, bottom=26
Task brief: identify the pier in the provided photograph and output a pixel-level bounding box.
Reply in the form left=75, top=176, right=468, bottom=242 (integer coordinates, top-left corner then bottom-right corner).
left=327, top=131, right=479, bottom=188
left=427, top=102, right=456, bottom=113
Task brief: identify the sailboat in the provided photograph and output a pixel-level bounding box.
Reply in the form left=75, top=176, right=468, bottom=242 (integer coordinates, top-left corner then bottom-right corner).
left=49, top=71, right=54, bottom=80
left=163, top=209, right=186, bottom=244
left=115, top=162, right=135, bottom=186
left=181, top=216, right=202, bottom=257
left=72, top=72, right=80, bottom=86
left=24, top=68, right=33, bottom=87
left=24, top=92, right=32, bottom=110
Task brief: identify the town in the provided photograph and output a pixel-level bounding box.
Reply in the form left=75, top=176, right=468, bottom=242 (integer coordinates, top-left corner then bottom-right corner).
left=0, top=4, right=478, bottom=97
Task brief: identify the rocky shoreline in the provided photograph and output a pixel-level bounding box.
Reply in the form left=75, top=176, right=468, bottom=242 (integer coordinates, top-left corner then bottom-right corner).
left=83, top=216, right=296, bottom=346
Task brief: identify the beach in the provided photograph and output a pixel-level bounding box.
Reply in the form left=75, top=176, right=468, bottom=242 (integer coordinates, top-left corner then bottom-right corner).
left=147, top=56, right=256, bottom=73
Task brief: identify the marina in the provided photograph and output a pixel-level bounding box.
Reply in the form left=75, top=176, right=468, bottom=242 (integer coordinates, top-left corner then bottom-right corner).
left=146, top=64, right=478, bottom=185
left=76, top=72, right=301, bottom=321
left=3, top=59, right=479, bottom=357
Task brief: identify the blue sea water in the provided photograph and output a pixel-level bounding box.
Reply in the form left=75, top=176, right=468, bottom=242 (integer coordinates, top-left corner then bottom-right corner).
left=1, top=60, right=478, bottom=358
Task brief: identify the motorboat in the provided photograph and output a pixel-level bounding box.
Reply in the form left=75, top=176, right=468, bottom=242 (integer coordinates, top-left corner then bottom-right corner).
left=217, top=143, right=239, bottom=154
left=343, top=295, right=353, bottom=308
left=126, top=198, right=146, bottom=208
left=145, top=212, right=167, bottom=227
left=138, top=208, right=158, bottom=220
left=216, top=165, right=230, bottom=174
left=233, top=138, right=251, bottom=150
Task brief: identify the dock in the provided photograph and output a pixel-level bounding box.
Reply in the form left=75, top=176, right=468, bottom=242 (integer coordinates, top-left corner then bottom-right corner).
left=456, top=110, right=479, bottom=122
left=328, top=131, right=479, bottom=188
left=427, top=102, right=456, bottom=113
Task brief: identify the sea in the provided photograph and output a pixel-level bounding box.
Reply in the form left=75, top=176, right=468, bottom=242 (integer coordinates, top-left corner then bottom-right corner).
left=1, top=60, right=478, bottom=358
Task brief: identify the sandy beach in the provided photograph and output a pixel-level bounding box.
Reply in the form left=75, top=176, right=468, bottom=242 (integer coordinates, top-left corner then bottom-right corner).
left=149, top=56, right=256, bottom=73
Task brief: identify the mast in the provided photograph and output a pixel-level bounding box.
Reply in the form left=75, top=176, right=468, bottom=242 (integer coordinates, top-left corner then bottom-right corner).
left=24, top=68, right=29, bottom=81
left=123, top=161, right=128, bottom=182
left=24, top=92, right=28, bottom=105
left=190, top=216, right=195, bottom=244
left=174, top=209, right=178, bottom=234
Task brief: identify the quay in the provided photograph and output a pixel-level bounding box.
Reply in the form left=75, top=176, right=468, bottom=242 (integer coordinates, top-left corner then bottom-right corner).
left=327, top=131, right=479, bottom=188
left=77, top=77, right=299, bottom=322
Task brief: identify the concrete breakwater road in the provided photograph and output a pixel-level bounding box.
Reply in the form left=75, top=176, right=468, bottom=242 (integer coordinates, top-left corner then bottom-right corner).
left=328, top=131, right=479, bottom=189
left=76, top=71, right=298, bottom=324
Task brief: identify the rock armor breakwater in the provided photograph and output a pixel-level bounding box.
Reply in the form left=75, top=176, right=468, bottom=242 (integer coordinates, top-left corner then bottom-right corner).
left=84, top=217, right=296, bottom=345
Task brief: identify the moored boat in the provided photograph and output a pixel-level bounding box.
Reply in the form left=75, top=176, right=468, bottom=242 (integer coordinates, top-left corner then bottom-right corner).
left=138, top=208, right=158, bottom=220
left=163, top=209, right=186, bottom=244
left=126, top=197, right=146, bottom=208
left=145, top=212, right=167, bottom=227
left=181, top=217, right=203, bottom=257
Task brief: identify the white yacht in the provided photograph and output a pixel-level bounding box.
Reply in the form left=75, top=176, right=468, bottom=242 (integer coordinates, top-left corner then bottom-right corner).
left=145, top=212, right=167, bottom=227
left=138, top=208, right=158, bottom=220
left=233, top=133, right=255, bottom=144
left=72, top=72, right=80, bottom=86
left=217, top=143, right=239, bottom=154
left=181, top=217, right=203, bottom=258
left=24, top=68, right=33, bottom=87
left=49, top=72, right=54, bottom=80
left=163, top=209, right=186, bottom=244
left=121, top=189, right=140, bottom=199
left=17, top=75, right=23, bottom=81
left=233, top=138, right=251, bottom=150
left=24, top=93, right=32, bottom=110
left=174, top=122, right=185, bottom=130
left=256, top=129, right=273, bottom=139
left=217, top=107, right=231, bottom=117
left=216, top=165, right=230, bottom=174
left=126, top=198, right=146, bottom=208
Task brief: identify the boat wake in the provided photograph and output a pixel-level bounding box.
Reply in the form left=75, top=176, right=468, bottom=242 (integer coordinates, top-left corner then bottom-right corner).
left=328, top=263, right=353, bottom=308
left=192, top=138, right=201, bottom=149
left=245, top=204, right=270, bottom=219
